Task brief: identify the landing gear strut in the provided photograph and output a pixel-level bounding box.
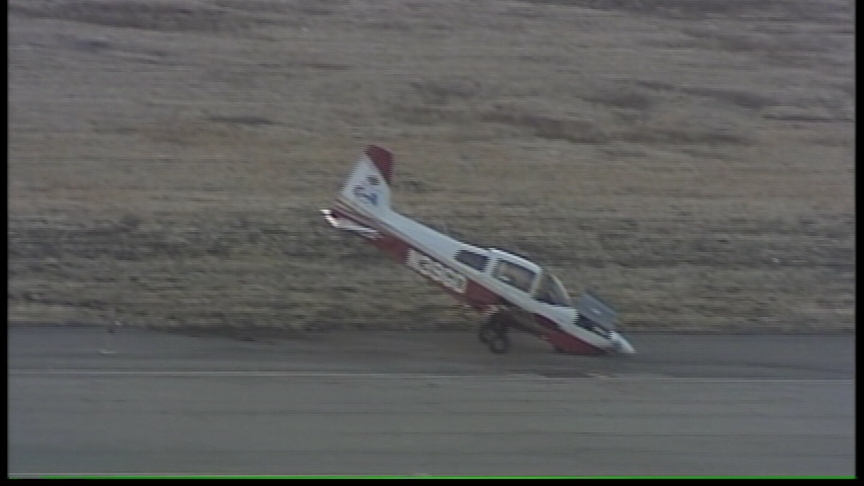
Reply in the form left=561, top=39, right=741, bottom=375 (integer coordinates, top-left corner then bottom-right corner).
left=478, top=314, right=510, bottom=354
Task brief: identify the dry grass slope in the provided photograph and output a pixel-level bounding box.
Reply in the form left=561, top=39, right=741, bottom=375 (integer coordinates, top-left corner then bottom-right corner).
left=8, top=0, right=854, bottom=335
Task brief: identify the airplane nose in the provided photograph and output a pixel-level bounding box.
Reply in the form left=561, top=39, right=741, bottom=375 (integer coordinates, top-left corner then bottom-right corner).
left=611, top=333, right=636, bottom=355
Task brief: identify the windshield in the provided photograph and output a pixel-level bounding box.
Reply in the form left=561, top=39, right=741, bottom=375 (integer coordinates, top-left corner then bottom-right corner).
left=534, top=272, right=572, bottom=307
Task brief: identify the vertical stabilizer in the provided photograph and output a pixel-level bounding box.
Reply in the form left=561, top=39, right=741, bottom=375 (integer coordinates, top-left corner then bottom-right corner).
left=338, top=145, right=393, bottom=214
left=365, top=145, right=393, bottom=184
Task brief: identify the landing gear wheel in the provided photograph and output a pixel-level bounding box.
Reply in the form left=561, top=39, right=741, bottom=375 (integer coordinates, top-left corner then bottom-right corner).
left=478, top=323, right=497, bottom=344
left=487, top=331, right=510, bottom=354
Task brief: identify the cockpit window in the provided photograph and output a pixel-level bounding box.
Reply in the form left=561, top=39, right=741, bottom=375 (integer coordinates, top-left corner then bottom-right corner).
left=455, top=249, right=489, bottom=271
left=534, top=273, right=572, bottom=307
left=493, top=260, right=536, bottom=292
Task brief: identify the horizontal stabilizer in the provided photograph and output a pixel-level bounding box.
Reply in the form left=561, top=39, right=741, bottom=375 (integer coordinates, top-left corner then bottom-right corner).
left=321, top=209, right=380, bottom=237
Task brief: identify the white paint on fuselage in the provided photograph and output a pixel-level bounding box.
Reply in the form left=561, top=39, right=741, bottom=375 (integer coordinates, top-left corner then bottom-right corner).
left=349, top=205, right=620, bottom=352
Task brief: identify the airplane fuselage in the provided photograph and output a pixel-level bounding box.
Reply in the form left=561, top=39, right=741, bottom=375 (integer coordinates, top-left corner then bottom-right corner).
left=326, top=201, right=631, bottom=355
left=322, top=145, right=635, bottom=356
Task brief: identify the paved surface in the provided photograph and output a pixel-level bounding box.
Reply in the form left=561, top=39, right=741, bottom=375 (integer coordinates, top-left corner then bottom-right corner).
left=8, top=326, right=855, bottom=477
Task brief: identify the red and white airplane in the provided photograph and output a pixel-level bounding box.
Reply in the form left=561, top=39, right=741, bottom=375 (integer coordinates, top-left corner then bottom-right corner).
left=321, top=145, right=635, bottom=356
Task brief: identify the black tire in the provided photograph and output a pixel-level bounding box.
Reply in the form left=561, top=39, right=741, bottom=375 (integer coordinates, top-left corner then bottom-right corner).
left=478, top=312, right=504, bottom=344
left=478, top=323, right=497, bottom=344
left=487, top=331, right=510, bottom=354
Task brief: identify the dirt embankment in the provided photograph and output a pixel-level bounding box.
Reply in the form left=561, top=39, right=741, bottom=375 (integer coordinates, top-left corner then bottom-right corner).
left=8, top=0, right=855, bottom=334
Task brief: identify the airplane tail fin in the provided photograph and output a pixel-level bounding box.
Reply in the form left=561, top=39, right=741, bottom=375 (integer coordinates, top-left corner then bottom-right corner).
left=336, top=145, right=394, bottom=215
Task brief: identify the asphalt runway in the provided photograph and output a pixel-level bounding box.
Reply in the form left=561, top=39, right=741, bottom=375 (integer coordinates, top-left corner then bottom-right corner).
left=8, top=326, right=855, bottom=477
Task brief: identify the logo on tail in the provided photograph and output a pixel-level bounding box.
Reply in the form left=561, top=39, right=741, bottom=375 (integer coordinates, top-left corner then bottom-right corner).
left=352, top=183, right=380, bottom=206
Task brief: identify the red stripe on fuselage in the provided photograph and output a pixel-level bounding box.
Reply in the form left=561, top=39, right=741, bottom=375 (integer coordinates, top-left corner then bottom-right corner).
left=533, top=314, right=605, bottom=355
left=463, top=279, right=503, bottom=310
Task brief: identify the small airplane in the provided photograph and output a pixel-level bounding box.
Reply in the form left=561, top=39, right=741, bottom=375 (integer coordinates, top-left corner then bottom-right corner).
left=321, top=145, right=635, bottom=356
